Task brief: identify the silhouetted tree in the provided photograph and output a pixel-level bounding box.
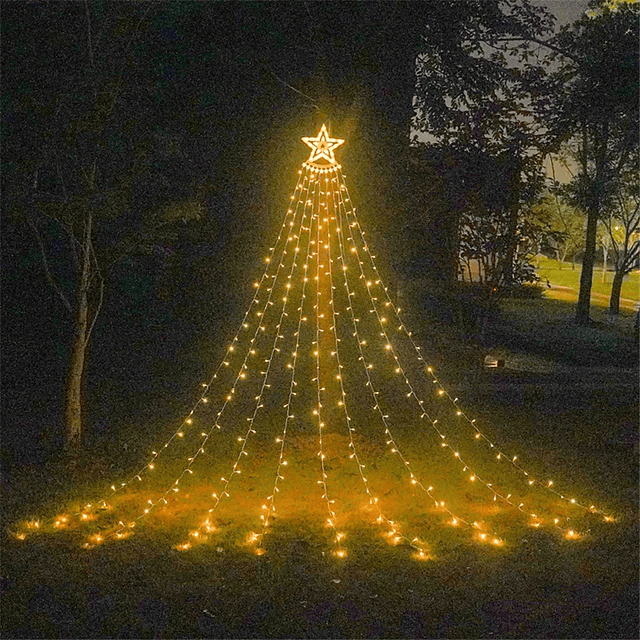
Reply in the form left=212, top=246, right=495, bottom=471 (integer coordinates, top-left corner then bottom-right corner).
left=4, top=2, right=202, bottom=453
left=601, top=162, right=640, bottom=315
left=410, top=0, right=555, bottom=292
left=548, top=0, right=639, bottom=324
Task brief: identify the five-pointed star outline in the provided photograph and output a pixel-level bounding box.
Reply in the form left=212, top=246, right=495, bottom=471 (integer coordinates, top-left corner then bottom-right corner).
left=302, top=124, right=344, bottom=165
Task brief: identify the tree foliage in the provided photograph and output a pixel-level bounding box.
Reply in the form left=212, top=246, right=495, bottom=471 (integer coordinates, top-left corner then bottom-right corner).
left=547, top=0, right=639, bottom=323
left=600, top=161, right=640, bottom=313
left=410, top=0, right=556, bottom=297
left=4, top=2, right=204, bottom=452
left=534, top=192, right=585, bottom=267
left=459, top=202, right=564, bottom=289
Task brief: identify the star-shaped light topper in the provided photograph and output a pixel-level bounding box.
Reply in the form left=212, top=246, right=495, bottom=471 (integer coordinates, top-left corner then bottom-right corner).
left=302, top=124, right=344, bottom=166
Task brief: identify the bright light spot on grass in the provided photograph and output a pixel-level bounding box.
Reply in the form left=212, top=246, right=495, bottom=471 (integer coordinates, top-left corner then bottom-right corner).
left=114, top=531, right=132, bottom=540
left=565, top=530, right=580, bottom=540
left=334, top=549, right=347, bottom=558
left=175, top=542, right=191, bottom=551
left=604, top=515, right=615, bottom=523
left=413, top=549, right=432, bottom=561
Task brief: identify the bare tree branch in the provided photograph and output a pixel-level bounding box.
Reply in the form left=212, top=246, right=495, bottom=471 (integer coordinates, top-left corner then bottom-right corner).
left=26, top=216, right=73, bottom=313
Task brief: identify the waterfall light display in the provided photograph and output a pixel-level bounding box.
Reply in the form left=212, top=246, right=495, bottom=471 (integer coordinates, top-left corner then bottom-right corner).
left=12, top=125, right=614, bottom=557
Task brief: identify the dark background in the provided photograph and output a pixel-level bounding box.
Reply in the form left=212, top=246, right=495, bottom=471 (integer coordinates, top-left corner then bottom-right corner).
left=1, top=1, right=423, bottom=467
left=0, top=1, right=593, bottom=468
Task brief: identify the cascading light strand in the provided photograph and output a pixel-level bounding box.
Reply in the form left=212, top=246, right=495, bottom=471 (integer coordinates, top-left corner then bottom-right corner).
left=178, top=173, right=319, bottom=548
left=313, top=171, right=344, bottom=558
left=255, top=179, right=318, bottom=555
left=336, top=168, right=607, bottom=530
left=85, top=175, right=314, bottom=546
left=112, top=172, right=309, bottom=495
left=414, top=366, right=605, bottom=518
left=331, top=183, right=491, bottom=544
left=72, top=173, right=311, bottom=538
left=325, top=180, right=426, bottom=557
left=335, top=176, right=562, bottom=535
left=336, top=177, right=586, bottom=522
left=335, top=187, right=536, bottom=523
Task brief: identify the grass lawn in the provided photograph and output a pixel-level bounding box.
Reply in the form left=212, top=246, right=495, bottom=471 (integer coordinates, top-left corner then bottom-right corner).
left=483, top=296, right=638, bottom=370
left=2, top=376, right=638, bottom=637
left=536, top=256, right=639, bottom=310
left=2, top=290, right=638, bottom=639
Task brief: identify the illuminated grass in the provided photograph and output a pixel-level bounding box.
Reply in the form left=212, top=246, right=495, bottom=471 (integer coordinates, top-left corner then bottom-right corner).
left=3, top=371, right=637, bottom=639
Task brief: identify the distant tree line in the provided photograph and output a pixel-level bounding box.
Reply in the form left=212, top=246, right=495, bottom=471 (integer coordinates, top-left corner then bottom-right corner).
left=408, top=0, right=638, bottom=325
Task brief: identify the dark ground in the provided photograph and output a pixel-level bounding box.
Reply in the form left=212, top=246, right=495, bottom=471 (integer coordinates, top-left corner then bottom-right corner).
left=0, top=518, right=637, bottom=639
left=2, top=358, right=638, bottom=637
left=1, top=279, right=638, bottom=639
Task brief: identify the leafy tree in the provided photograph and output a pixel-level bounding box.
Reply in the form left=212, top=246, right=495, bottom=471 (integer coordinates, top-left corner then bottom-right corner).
left=410, top=0, right=555, bottom=294
left=458, top=204, right=562, bottom=289
left=548, top=0, right=639, bottom=324
left=600, top=163, right=640, bottom=314
left=534, top=193, right=584, bottom=267
left=3, top=3, right=202, bottom=453
left=543, top=155, right=587, bottom=268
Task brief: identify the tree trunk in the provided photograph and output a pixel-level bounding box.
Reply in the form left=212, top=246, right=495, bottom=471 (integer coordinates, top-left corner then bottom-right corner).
left=500, top=204, right=520, bottom=288
left=601, top=243, right=608, bottom=283
left=576, top=208, right=598, bottom=325
left=65, top=212, right=92, bottom=452
left=609, top=266, right=625, bottom=316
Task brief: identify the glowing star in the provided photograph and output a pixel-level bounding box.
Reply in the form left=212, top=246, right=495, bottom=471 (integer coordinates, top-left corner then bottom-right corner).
left=302, top=124, right=344, bottom=166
